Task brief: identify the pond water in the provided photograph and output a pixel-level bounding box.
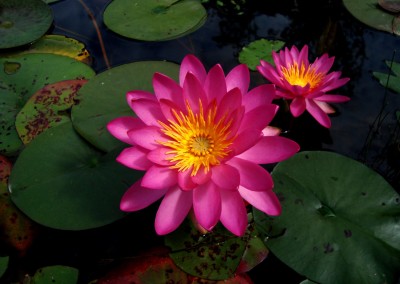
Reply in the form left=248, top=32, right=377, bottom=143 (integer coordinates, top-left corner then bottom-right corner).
left=3, top=0, right=400, bottom=283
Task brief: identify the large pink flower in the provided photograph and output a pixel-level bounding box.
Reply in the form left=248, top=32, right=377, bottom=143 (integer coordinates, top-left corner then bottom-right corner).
left=257, top=45, right=350, bottom=128
left=107, top=54, right=300, bottom=236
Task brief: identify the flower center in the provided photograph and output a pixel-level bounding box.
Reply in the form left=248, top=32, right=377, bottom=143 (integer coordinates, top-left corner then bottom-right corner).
left=281, top=62, right=324, bottom=89
left=158, top=99, right=234, bottom=176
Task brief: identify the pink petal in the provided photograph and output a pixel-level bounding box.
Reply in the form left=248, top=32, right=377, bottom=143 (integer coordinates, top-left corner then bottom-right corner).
left=193, top=182, right=221, bottom=231
left=315, top=101, right=336, bottom=114
left=316, top=94, right=351, bottom=103
left=237, top=136, right=299, bottom=164
left=231, top=128, right=262, bottom=156
left=243, top=84, right=276, bottom=112
left=180, top=54, right=207, bottom=86
left=227, top=157, right=273, bottom=191
left=116, top=146, right=153, bottom=170
left=257, top=63, right=283, bottom=87
left=238, top=186, right=281, bottom=216
left=211, top=164, right=240, bottom=190
left=204, top=64, right=227, bottom=103
left=126, top=90, right=156, bottom=108
left=147, top=147, right=175, bottom=166
left=120, top=179, right=167, bottom=211
left=128, top=98, right=166, bottom=127
left=159, top=99, right=184, bottom=121
left=262, top=126, right=281, bottom=136
left=238, top=104, right=278, bottom=133
left=182, top=72, right=208, bottom=113
left=220, top=189, right=247, bottom=236
left=226, top=64, right=250, bottom=96
left=153, top=73, right=185, bottom=109
left=127, top=126, right=166, bottom=150
left=155, top=186, right=193, bottom=235
left=192, top=169, right=212, bottom=185
left=178, top=169, right=197, bottom=191
left=306, top=99, right=331, bottom=128
left=141, top=165, right=178, bottom=189
left=216, top=87, right=242, bottom=122
left=290, top=97, right=306, bottom=117
left=107, top=117, right=145, bottom=145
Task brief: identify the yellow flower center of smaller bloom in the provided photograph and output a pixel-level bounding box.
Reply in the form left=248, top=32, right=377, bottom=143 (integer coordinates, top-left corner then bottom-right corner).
left=158, top=100, right=234, bottom=176
left=281, top=62, right=324, bottom=89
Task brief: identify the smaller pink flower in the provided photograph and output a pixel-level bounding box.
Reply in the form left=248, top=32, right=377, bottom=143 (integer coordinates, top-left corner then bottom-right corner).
left=257, top=45, right=350, bottom=128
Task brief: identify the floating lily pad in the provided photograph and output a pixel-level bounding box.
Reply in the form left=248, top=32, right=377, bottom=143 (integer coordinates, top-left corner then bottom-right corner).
left=343, top=0, right=400, bottom=35
left=103, top=0, right=207, bottom=41
left=0, top=35, right=91, bottom=63
left=15, top=79, right=88, bottom=144
left=238, top=39, right=285, bottom=71
left=71, top=60, right=179, bottom=152
left=254, top=151, right=400, bottom=284
left=30, top=265, right=79, bottom=284
left=0, top=0, right=53, bottom=49
left=9, top=122, right=142, bottom=230
left=373, top=60, right=400, bottom=94
left=0, top=53, right=95, bottom=156
left=165, top=216, right=265, bottom=281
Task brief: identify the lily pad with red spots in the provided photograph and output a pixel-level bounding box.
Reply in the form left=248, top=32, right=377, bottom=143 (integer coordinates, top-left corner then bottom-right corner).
left=0, top=155, right=12, bottom=185
left=165, top=214, right=266, bottom=281
left=0, top=53, right=95, bottom=156
left=15, top=79, right=88, bottom=144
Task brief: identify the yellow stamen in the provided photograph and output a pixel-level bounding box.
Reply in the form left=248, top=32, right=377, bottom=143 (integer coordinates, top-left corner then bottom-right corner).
left=158, top=99, right=234, bottom=176
left=281, top=62, right=324, bottom=89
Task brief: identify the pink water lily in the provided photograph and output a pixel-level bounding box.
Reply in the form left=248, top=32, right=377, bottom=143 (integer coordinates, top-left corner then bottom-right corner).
left=107, top=54, right=300, bottom=236
left=257, top=45, right=350, bottom=128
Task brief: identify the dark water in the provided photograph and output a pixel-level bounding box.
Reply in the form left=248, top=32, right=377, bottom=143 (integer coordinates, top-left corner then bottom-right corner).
left=4, top=0, right=400, bottom=283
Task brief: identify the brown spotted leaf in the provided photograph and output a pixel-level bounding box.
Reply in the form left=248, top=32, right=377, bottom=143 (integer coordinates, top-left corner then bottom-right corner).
left=0, top=156, right=12, bottom=186
left=15, top=79, right=88, bottom=144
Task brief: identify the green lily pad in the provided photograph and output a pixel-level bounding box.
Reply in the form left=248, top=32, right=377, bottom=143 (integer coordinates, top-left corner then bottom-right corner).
left=0, top=53, right=95, bottom=156
left=0, top=256, right=9, bottom=278
left=15, top=79, right=88, bottom=144
left=253, top=151, right=400, bottom=284
left=373, top=60, right=400, bottom=94
left=165, top=215, right=264, bottom=281
left=9, top=122, right=142, bottom=230
left=343, top=0, right=400, bottom=35
left=103, top=0, right=207, bottom=41
left=238, top=39, right=285, bottom=71
left=0, top=0, right=53, bottom=49
left=31, top=265, right=78, bottom=284
left=71, top=60, right=179, bottom=152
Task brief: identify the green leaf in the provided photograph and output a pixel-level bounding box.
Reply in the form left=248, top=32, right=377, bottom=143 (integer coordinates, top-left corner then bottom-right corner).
left=254, top=151, right=400, bottom=284
left=31, top=265, right=78, bottom=284
left=0, top=0, right=53, bottom=49
left=9, top=122, right=142, bottom=230
left=0, top=54, right=95, bottom=156
left=373, top=61, right=400, bottom=94
left=0, top=256, right=9, bottom=278
left=342, top=0, right=400, bottom=35
left=238, top=39, right=285, bottom=71
left=103, top=0, right=207, bottom=41
left=71, top=60, right=179, bottom=152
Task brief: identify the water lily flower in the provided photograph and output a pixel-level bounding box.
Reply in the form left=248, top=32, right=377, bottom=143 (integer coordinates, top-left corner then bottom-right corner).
left=107, top=54, right=300, bottom=236
left=257, top=45, right=350, bottom=128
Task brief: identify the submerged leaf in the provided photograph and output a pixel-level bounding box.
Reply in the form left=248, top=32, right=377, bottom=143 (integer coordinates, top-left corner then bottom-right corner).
left=238, top=39, right=285, bottom=71
left=373, top=60, right=400, bottom=94
left=254, top=151, right=400, bottom=284
left=30, top=265, right=79, bottom=283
